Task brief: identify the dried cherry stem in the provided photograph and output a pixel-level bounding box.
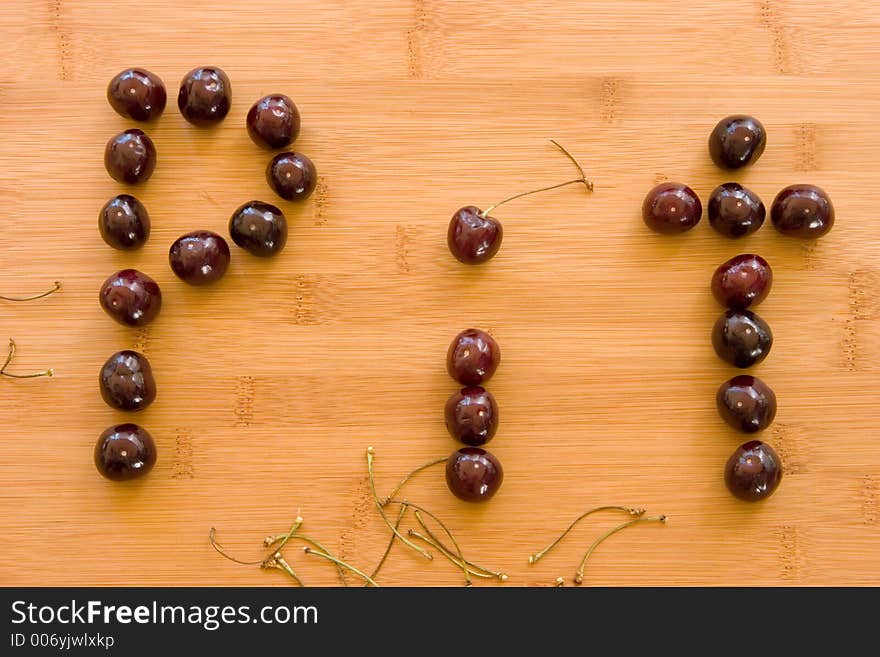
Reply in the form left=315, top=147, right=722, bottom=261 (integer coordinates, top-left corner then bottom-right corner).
left=272, top=552, right=304, bottom=587
left=381, top=456, right=446, bottom=506
left=480, top=139, right=593, bottom=217
left=209, top=528, right=264, bottom=566
left=412, top=511, right=507, bottom=581
left=369, top=504, right=407, bottom=583
left=264, top=516, right=303, bottom=554
left=407, top=529, right=494, bottom=580
left=0, top=281, right=61, bottom=302
left=1, top=338, right=54, bottom=379
left=366, top=446, right=432, bottom=561
left=303, top=546, right=379, bottom=587
left=528, top=505, right=645, bottom=564
left=574, top=514, right=668, bottom=585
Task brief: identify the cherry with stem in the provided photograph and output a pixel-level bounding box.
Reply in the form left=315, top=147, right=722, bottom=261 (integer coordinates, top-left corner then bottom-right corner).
left=1, top=338, right=54, bottom=379
left=0, top=281, right=61, bottom=302
left=574, top=515, right=667, bottom=585
left=528, top=505, right=645, bottom=564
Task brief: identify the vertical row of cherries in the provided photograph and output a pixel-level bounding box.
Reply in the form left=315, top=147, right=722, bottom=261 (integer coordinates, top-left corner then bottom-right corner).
left=642, top=115, right=835, bottom=502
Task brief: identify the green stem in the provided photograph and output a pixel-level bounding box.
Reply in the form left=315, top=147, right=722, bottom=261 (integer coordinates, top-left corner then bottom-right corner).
left=529, top=506, right=644, bottom=564
left=575, top=515, right=667, bottom=585
left=0, top=281, right=61, bottom=302
left=369, top=504, right=407, bottom=583
left=303, top=547, right=380, bottom=588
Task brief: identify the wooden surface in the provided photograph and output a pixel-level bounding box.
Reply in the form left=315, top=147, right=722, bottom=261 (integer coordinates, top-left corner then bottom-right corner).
left=1, top=0, right=878, bottom=587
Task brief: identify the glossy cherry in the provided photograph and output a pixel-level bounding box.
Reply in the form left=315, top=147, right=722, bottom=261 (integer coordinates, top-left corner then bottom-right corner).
left=246, top=94, right=300, bottom=149
left=446, top=447, right=504, bottom=502
left=642, top=182, right=702, bottom=234
left=229, top=201, right=288, bottom=257
left=708, top=183, right=765, bottom=238
left=716, top=375, right=777, bottom=433
left=266, top=152, right=317, bottom=201
left=99, top=350, right=156, bottom=412
left=708, top=115, right=766, bottom=169
left=169, top=231, right=230, bottom=285
left=178, top=66, right=231, bottom=126
left=107, top=68, right=167, bottom=121
left=711, top=254, right=772, bottom=310
left=447, top=206, right=503, bottom=264
left=712, top=310, right=773, bottom=368
left=724, top=440, right=782, bottom=502
left=99, top=269, right=162, bottom=327
left=445, top=386, right=498, bottom=446
left=98, top=194, right=150, bottom=250
left=771, top=184, right=834, bottom=238
left=94, top=423, right=157, bottom=481
left=447, top=328, right=500, bottom=386
left=104, top=129, right=156, bottom=184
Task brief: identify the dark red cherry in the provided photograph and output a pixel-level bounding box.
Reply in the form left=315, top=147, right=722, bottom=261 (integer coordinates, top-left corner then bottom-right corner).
left=447, top=328, right=500, bottom=386
left=169, top=230, right=230, bottom=285
left=446, top=447, right=503, bottom=502
left=104, top=129, right=156, bottom=184
left=447, top=206, right=503, bottom=264
left=708, top=183, right=765, bottom=238
left=444, top=387, right=498, bottom=446
left=107, top=68, right=167, bottom=121
left=94, top=423, right=157, bottom=481
left=99, top=350, right=156, bottom=412
left=266, top=152, right=317, bottom=201
left=771, top=184, right=834, bottom=238
left=711, top=254, right=772, bottom=310
left=712, top=310, right=773, bottom=368
left=99, top=194, right=150, bottom=250
left=708, top=115, right=766, bottom=169
left=99, top=269, right=162, bottom=327
left=229, top=201, right=288, bottom=257
left=177, top=66, right=231, bottom=126
left=641, top=183, right=702, bottom=234
left=724, top=440, right=782, bottom=502
left=716, top=375, right=777, bottom=433
left=246, top=94, right=300, bottom=150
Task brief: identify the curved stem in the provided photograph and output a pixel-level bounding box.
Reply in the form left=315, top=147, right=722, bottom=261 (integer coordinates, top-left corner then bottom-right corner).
left=381, top=457, right=446, bottom=506
left=480, top=140, right=593, bottom=217
left=413, top=512, right=506, bottom=581
left=270, top=516, right=303, bottom=554
left=1, top=338, right=54, bottom=379
left=303, top=547, right=379, bottom=587
left=272, top=552, right=304, bottom=587
left=288, top=534, right=347, bottom=585
left=208, top=528, right=264, bottom=566
left=0, top=281, right=61, bottom=302
left=408, top=529, right=493, bottom=579
left=366, top=447, right=432, bottom=561
left=529, top=506, right=644, bottom=564
left=574, top=515, right=667, bottom=585
left=369, top=504, right=407, bottom=583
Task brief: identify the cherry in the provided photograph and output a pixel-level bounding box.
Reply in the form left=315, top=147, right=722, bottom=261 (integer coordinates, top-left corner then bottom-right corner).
left=447, top=206, right=503, bottom=264
left=716, top=375, right=777, bottom=433
left=178, top=66, right=231, bottom=126
left=708, top=115, right=766, bottom=169
left=444, top=386, right=498, bottom=446
left=712, top=310, right=773, bottom=368
left=711, top=254, right=772, bottom=310
left=98, top=194, right=150, bottom=250
left=229, top=201, right=288, bottom=257
left=106, top=68, right=166, bottom=121
left=246, top=94, right=300, bottom=150
left=169, top=230, right=230, bottom=285
left=770, top=184, right=834, bottom=238
left=724, top=440, right=782, bottom=502
left=94, top=423, right=157, bottom=481
left=708, top=183, right=765, bottom=238
left=266, top=152, right=317, bottom=201
left=99, top=350, right=156, bottom=412
left=641, top=182, right=702, bottom=234
left=104, top=129, right=156, bottom=184
left=446, top=447, right=503, bottom=502
left=447, top=328, right=500, bottom=386
left=99, top=269, right=162, bottom=327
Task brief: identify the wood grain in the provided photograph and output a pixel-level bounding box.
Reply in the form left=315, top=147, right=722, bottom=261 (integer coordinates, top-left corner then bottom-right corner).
left=1, top=0, right=878, bottom=587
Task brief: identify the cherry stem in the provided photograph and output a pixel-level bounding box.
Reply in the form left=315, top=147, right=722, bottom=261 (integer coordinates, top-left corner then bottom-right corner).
left=480, top=139, right=593, bottom=217
left=574, top=515, right=668, bottom=585
left=528, top=505, right=645, bottom=564
left=381, top=456, right=446, bottom=506
left=369, top=504, right=407, bottom=583
left=271, top=552, right=304, bottom=587
left=555, top=576, right=565, bottom=587
left=209, top=528, right=265, bottom=566
left=366, top=447, right=433, bottom=561
left=1, top=339, right=54, bottom=379
left=412, top=511, right=506, bottom=581
left=408, top=529, right=493, bottom=579
left=0, top=281, right=61, bottom=302
left=303, top=546, right=379, bottom=587
left=267, top=516, right=303, bottom=555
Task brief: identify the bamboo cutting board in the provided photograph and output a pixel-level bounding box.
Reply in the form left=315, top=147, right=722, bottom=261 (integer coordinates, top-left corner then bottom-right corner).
left=1, top=0, right=878, bottom=587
